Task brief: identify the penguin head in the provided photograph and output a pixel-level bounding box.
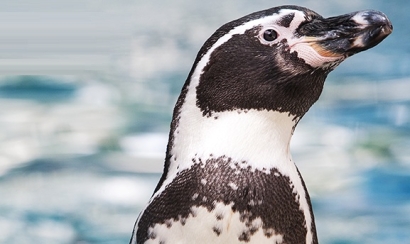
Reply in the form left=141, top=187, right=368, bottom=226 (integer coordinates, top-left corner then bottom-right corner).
left=189, top=5, right=392, bottom=118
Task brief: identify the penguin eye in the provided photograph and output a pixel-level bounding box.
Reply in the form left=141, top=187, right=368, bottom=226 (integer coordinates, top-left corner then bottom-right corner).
left=263, top=29, right=278, bottom=42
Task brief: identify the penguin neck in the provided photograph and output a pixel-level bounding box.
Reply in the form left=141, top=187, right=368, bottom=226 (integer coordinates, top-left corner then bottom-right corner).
left=167, top=87, right=299, bottom=175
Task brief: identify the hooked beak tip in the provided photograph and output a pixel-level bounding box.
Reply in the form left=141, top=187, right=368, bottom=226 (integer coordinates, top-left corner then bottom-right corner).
left=350, top=10, right=393, bottom=52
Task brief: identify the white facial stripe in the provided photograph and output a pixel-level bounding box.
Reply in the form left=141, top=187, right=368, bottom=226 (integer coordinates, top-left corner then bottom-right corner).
left=283, top=9, right=307, bottom=30
left=258, top=9, right=306, bottom=47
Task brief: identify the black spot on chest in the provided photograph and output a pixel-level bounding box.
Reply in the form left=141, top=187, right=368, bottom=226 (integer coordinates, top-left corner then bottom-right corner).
left=136, top=157, right=318, bottom=243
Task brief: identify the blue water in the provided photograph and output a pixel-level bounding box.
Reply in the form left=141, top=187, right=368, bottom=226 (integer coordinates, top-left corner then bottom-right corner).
left=0, top=0, right=409, bottom=243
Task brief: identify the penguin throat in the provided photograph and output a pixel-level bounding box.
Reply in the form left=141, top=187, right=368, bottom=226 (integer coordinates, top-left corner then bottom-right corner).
left=168, top=99, right=298, bottom=176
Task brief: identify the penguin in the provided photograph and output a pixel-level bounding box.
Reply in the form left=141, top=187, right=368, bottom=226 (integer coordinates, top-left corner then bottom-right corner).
left=130, top=5, right=392, bottom=244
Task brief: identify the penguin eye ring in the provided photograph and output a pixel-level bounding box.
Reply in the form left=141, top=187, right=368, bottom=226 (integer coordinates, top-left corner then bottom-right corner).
left=262, top=29, right=278, bottom=42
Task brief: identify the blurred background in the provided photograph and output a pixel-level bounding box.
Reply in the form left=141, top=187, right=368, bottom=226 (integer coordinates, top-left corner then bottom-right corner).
left=0, top=0, right=408, bottom=243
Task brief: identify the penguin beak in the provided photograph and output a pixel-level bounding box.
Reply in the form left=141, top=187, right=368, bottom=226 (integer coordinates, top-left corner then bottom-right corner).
left=298, top=10, right=393, bottom=58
